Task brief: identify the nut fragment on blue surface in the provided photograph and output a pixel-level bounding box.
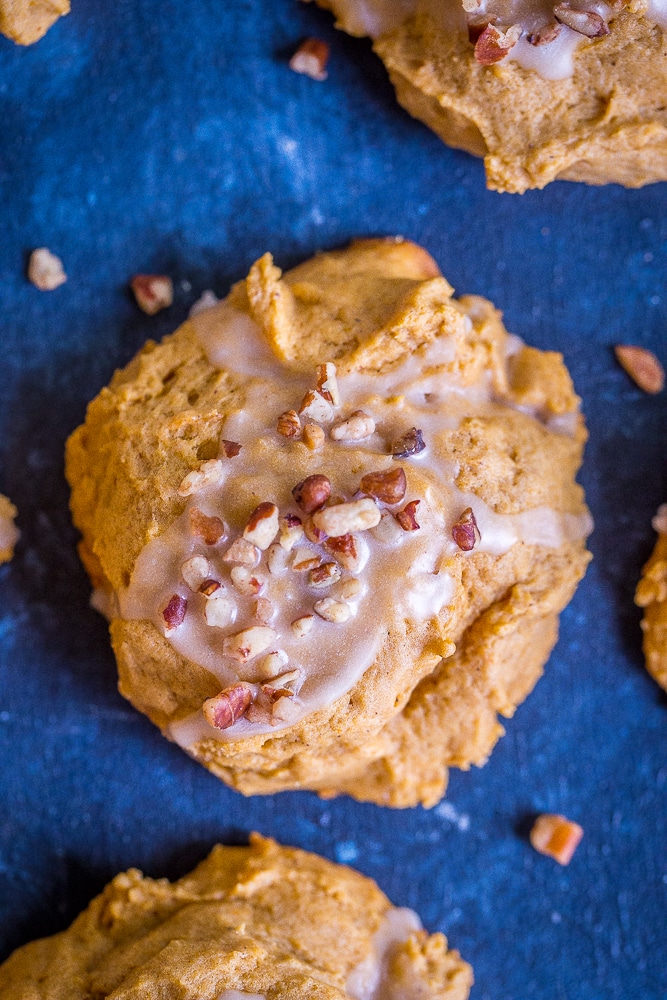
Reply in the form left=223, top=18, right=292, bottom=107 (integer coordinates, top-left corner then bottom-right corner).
left=27, top=248, right=67, bottom=291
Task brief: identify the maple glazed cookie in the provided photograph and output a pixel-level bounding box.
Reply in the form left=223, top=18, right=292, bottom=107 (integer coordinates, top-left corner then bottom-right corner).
left=0, top=0, right=69, bottom=45
left=635, top=504, right=667, bottom=691
left=66, top=238, right=592, bottom=807
left=314, top=0, right=667, bottom=192
left=0, top=834, right=473, bottom=999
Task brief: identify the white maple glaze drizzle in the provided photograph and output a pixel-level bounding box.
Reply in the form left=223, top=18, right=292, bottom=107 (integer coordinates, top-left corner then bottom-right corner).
left=346, top=907, right=422, bottom=1000
left=646, top=0, right=667, bottom=26
left=117, top=302, right=591, bottom=746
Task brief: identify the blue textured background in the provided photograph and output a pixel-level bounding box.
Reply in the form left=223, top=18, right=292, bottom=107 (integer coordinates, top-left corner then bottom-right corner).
left=1, top=2, right=666, bottom=997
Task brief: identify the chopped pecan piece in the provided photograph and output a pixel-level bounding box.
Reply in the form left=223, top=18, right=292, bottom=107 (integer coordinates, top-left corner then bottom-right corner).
left=243, top=502, right=280, bottom=550
left=527, top=21, right=562, bottom=44
left=199, top=578, right=221, bottom=598
left=203, top=683, right=255, bottom=730
left=530, top=814, right=584, bottom=865
left=289, top=37, right=330, bottom=81
left=553, top=3, right=609, bottom=36
left=396, top=500, right=421, bottom=532
left=314, top=597, right=351, bottom=623
left=330, top=410, right=375, bottom=441
left=279, top=513, right=304, bottom=550
left=221, top=440, right=242, bottom=458
left=360, top=467, right=407, bottom=505
left=230, top=566, right=265, bottom=595
left=316, top=362, right=340, bottom=405
left=262, top=669, right=303, bottom=700
left=313, top=498, right=380, bottom=537
left=254, top=597, right=274, bottom=623
left=292, top=547, right=322, bottom=572
left=291, top=615, right=315, bottom=637
left=292, top=474, right=332, bottom=513
left=162, top=593, right=187, bottom=631
left=614, top=345, right=664, bottom=394
left=308, top=561, right=342, bottom=589
left=28, top=248, right=67, bottom=291
left=324, top=533, right=362, bottom=572
left=299, top=389, right=334, bottom=423
left=181, top=555, right=215, bottom=592
left=277, top=409, right=301, bottom=438
left=223, top=538, right=261, bottom=566
left=391, top=427, right=425, bottom=459
left=452, top=507, right=481, bottom=551
left=303, top=422, right=325, bottom=450
left=178, top=459, right=224, bottom=497
left=257, top=649, right=289, bottom=678
left=223, top=626, right=277, bottom=662
left=370, top=510, right=404, bottom=545
left=130, top=274, right=173, bottom=315
left=189, top=507, right=226, bottom=545
left=474, top=23, right=522, bottom=64
left=204, top=593, right=237, bottom=628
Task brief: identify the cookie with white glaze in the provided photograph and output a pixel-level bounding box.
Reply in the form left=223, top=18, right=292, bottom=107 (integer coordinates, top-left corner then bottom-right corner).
left=0, top=494, right=19, bottom=564
left=0, top=0, right=69, bottom=45
left=314, top=0, right=667, bottom=192
left=636, top=504, right=667, bottom=691
left=66, top=238, right=592, bottom=807
left=0, top=834, right=473, bottom=999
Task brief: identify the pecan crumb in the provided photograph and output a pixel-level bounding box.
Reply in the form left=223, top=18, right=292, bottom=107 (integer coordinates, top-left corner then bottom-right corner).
left=292, top=474, right=332, bottom=513
left=289, top=37, right=330, bottom=81
left=243, top=502, right=280, bottom=550
left=530, top=813, right=584, bottom=865
left=177, top=459, right=224, bottom=497
left=277, top=409, right=301, bottom=438
left=303, top=422, right=325, bottom=450
left=527, top=21, right=562, bottom=44
left=221, top=440, right=242, bottom=458
left=553, top=3, right=609, bottom=36
left=614, top=345, right=664, bottom=394
left=452, top=507, right=481, bottom=551
left=396, top=500, right=421, bottom=532
left=316, top=362, right=340, bottom=405
left=162, top=593, right=187, bottom=631
left=360, top=467, right=407, bottom=505
left=330, top=410, right=375, bottom=442
left=474, top=23, right=522, bottom=64
left=130, top=274, right=173, bottom=315
left=28, top=248, right=67, bottom=291
left=203, top=683, right=255, bottom=730
left=189, top=507, right=226, bottom=545
left=392, top=427, right=425, bottom=459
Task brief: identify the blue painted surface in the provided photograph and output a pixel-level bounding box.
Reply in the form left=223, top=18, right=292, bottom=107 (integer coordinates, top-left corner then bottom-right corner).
left=0, top=3, right=666, bottom=997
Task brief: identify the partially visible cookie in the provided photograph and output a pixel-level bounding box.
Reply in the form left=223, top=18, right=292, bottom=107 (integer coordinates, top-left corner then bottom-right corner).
left=0, top=834, right=473, bottom=999
left=0, top=0, right=69, bottom=45
left=636, top=504, right=667, bottom=691
left=315, top=0, right=667, bottom=192
left=0, top=494, right=19, bottom=564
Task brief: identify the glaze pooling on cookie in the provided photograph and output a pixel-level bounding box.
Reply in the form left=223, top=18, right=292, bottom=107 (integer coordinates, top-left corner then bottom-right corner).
left=117, top=302, right=590, bottom=745
left=346, top=907, right=422, bottom=999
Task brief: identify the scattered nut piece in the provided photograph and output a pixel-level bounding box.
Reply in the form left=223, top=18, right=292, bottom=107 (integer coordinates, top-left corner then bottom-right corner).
left=230, top=566, right=265, bottom=595
left=256, top=649, right=289, bottom=679
left=396, top=500, right=421, bottom=532
left=223, top=625, right=277, bottom=662
left=332, top=577, right=363, bottom=603
left=308, top=561, right=342, bottom=589
left=316, top=362, right=340, bottom=405
left=474, top=22, right=522, bottom=64
left=360, top=467, right=407, bottom=505
left=289, top=37, right=330, bottom=81
left=162, top=593, right=187, bottom=631
left=130, top=274, right=173, bottom=315
left=223, top=538, right=261, bottom=567
left=391, top=427, right=425, bottom=459
left=303, top=516, right=328, bottom=544
left=262, top=669, right=303, bottom=699
left=312, top=497, right=380, bottom=537
left=277, top=409, right=302, bottom=438
left=28, top=248, right=67, bottom=291
left=614, top=345, right=664, bottom=394
left=203, top=683, right=255, bottom=730
left=189, top=507, right=226, bottom=545
left=243, top=501, right=280, bottom=550
left=221, top=440, right=242, bottom=458
left=370, top=509, right=404, bottom=545
left=324, top=533, right=363, bottom=572
left=330, top=410, right=376, bottom=442
left=527, top=21, right=562, bottom=44
left=204, top=593, right=237, bottom=628
left=553, top=2, right=609, bottom=35
left=267, top=541, right=289, bottom=575
left=254, top=597, right=274, bottom=623
left=199, top=578, right=221, bottom=597
left=299, top=389, right=335, bottom=423
left=314, top=597, right=351, bottom=623
left=279, top=513, right=305, bottom=550
left=452, top=507, right=481, bottom=551
left=292, top=474, right=332, bottom=513
left=530, top=813, right=584, bottom=865
left=291, top=615, right=315, bottom=638
left=178, top=459, right=224, bottom=497
left=181, top=555, right=215, bottom=592
left=292, top=547, right=323, bottom=572
left=303, top=423, right=325, bottom=450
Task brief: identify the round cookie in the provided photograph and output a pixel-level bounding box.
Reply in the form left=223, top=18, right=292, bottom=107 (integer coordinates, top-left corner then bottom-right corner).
left=0, top=0, right=69, bottom=45
left=0, top=834, right=473, bottom=999
left=314, top=0, right=667, bottom=192
left=635, top=504, right=667, bottom=691
left=0, top=494, right=19, bottom=564
left=66, top=238, right=592, bottom=807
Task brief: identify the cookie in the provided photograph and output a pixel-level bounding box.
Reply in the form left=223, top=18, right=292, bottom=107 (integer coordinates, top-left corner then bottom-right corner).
left=315, top=0, right=667, bottom=192
left=66, top=238, right=592, bottom=807
left=635, top=504, right=667, bottom=691
left=0, top=834, right=473, bottom=999
left=0, top=0, right=69, bottom=45
left=0, top=494, right=19, bottom=564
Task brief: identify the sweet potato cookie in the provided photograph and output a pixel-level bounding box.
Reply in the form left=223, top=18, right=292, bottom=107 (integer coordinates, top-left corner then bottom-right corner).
left=66, top=238, right=592, bottom=807
left=0, top=0, right=69, bottom=45
left=0, top=494, right=19, bottom=564
left=0, top=834, right=473, bottom=999
left=314, top=0, right=667, bottom=192
left=635, top=504, right=667, bottom=691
